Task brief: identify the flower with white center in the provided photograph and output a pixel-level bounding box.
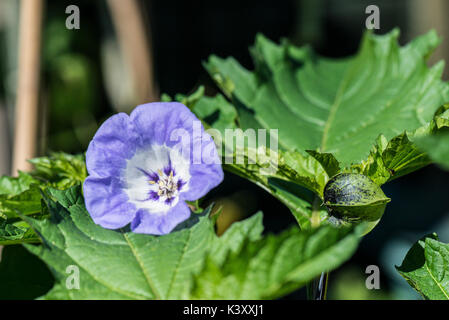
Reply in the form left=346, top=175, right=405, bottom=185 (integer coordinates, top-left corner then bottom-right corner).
left=83, top=102, right=223, bottom=235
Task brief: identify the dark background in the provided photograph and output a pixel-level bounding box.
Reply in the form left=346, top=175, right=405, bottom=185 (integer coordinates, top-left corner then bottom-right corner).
left=1, top=0, right=448, bottom=299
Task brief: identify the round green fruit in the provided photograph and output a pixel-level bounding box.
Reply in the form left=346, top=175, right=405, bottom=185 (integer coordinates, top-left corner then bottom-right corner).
left=323, top=173, right=391, bottom=225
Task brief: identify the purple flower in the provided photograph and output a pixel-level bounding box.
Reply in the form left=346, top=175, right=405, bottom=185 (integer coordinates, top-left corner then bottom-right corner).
left=83, top=102, right=223, bottom=235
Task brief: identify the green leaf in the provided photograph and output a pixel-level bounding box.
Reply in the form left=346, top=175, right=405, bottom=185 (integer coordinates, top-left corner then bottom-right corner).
left=381, top=133, right=431, bottom=180
left=205, top=30, right=449, bottom=167
left=361, top=133, right=429, bottom=186
left=189, top=223, right=364, bottom=299
left=209, top=212, right=264, bottom=265
left=29, top=152, right=87, bottom=189
left=306, top=150, right=340, bottom=178
left=192, top=94, right=239, bottom=133
left=21, top=186, right=264, bottom=299
left=0, top=152, right=87, bottom=246
left=175, top=86, right=206, bottom=109
left=279, top=150, right=328, bottom=196
left=396, top=234, right=449, bottom=300
left=0, top=171, right=37, bottom=196
left=24, top=186, right=216, bottom=299
left=222, top=149, right=328, bottom=229
left=351, top=103, right=449, bottom=185
left=0, top=185, right=44, bottom=245
left=431, top=103, right=449, bottom=131
left=415, top=132, right=449, bottom=170
left=350, top=134, right=391, bottom=185
left=0, top=186, right=43, bottom=219
left=0, top=218, right=41, bottom=245
left=189, top=30, right=449, bottom=230
left=22, top=186, right=360, bottom=299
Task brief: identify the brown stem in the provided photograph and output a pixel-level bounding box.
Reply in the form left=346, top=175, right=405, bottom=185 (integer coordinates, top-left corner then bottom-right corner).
left=107, top=0, right=158, bottom=104
left=12, top=0, right=44, bottom=175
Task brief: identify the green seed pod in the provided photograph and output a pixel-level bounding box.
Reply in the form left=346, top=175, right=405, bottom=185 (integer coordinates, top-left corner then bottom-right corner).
left=323, top=173, right=391, bottom=225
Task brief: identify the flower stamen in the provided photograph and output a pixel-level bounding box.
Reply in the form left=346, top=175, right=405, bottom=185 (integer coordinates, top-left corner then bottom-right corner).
left=152, top=169, right=179, bottom=201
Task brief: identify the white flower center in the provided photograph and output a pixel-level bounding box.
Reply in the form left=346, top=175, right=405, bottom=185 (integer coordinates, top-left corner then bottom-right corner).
left=123, top=144, right=190, bottom=214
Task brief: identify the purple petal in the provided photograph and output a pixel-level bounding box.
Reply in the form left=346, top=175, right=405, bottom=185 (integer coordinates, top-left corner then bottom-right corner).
left=86, top=113, right=139, bottom=178
left=83, top=176, right=137, bottom=229
left=182, top=168, right=223, bottom=201
left=130, top=201, right=191, bottom=235
left=130, top=102, right=199, bottom=149
left=182, top=132, right=223, bottom=201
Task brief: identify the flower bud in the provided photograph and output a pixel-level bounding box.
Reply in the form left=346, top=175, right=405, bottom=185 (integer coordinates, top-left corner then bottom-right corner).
left=324, top=173, right=390, bottom=225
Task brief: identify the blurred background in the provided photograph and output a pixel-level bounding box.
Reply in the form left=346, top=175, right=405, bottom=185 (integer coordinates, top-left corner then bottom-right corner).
left=0, top=0, right=448, bottom=299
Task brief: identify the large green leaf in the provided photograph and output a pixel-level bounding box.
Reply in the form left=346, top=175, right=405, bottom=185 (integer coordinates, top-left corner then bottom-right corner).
left=189, top=223, right=364, bottom=299
left=183, top=30, right=449, bottom=230
left=397, top=234, right=449, bottom=300
left=24, top=186, right=216, bottom=299
left=205, top=30, right=449, bottom=167
left=22, top=186, right=361, bottom=299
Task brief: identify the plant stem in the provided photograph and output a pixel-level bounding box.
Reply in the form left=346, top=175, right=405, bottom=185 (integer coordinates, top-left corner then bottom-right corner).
left=311, top=195, right=322, bottom=228
left=306, top=272, right=329, bottom=300
left=307, top=194, right=329, bottom=299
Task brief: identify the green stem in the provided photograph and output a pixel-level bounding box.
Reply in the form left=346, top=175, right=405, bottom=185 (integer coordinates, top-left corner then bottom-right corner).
left=306, top=272, right=329, bottom=300
left=307, top=194, right=329, bottom=299
left=311, top=195, right=322, bottom=228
